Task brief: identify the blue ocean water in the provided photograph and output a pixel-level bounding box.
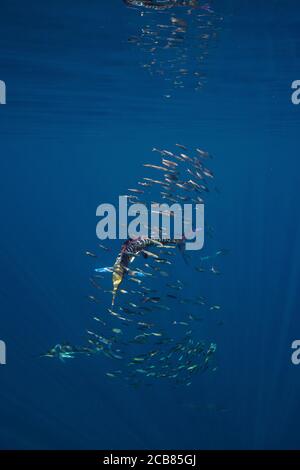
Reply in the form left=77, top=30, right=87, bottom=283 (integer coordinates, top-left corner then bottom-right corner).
left=0, top=0, right=300, bottom=450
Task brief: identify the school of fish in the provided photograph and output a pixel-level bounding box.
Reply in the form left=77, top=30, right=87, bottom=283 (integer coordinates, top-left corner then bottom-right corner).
left=41, top=0, right=225, bottom=388
left=124, top=0, right=222, bottom=96
left=42, top=142, right=227, bottom=388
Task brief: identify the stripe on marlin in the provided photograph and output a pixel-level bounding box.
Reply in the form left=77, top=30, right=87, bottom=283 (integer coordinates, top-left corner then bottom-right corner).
left=111, top=237, right=164, bottom=306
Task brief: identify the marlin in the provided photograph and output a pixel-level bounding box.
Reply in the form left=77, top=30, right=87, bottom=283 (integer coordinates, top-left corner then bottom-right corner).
left=111, top=237, right=163, bottom=305
left=95, top=236, right=186, bottom=306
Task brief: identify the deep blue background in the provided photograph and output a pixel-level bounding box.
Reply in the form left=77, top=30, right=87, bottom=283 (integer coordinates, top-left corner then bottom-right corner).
left=0, top=0, right=300, bottom=449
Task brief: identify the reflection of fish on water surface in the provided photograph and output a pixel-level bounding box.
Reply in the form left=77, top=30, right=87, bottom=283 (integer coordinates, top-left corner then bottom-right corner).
left=123, top=0, right=176, bottom=10
left=123, top=0, right=209, bottom=10
left=123, top=0, right=222, bottom=95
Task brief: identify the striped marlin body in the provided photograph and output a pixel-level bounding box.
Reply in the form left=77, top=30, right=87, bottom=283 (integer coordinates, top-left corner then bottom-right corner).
left=111, top=237, right=162, bottom=305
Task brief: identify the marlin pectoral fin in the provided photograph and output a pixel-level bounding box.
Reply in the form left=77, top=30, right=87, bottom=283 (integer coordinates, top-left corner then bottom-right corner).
left=94, top=267, right=113, bottom=273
